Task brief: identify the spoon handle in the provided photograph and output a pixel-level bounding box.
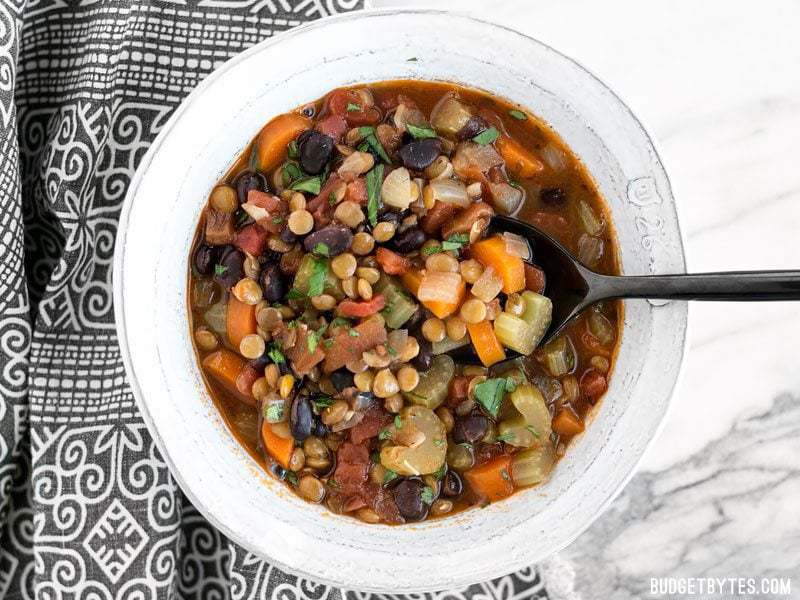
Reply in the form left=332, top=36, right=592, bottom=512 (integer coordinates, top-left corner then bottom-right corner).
left=590, top=271, right=800, bottom=302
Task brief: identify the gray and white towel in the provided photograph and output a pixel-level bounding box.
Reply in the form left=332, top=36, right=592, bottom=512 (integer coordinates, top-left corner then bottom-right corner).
left=0, top=0, right=552, bottom=597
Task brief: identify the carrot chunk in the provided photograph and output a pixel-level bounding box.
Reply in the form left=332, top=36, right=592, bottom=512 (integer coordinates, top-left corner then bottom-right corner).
left=469, top=235, right=525, bottom=294
left=226, top=296, right=257, bottom=349
left=254, top=113, right=311, bottom=171
left=375, top=247, right=411, bottom=275
left=402, top=269, right=465, bottom=319
left=202, top=349, right=254, bottom=405
left=496, top=136, right=544, bottom=179
left=467, top=320, right=506, bottom=367
left=464, top=455, right=515, bottom=502
left=552, top=408, right=585, bottom=437
left=261, top=421, right=294, bottom=469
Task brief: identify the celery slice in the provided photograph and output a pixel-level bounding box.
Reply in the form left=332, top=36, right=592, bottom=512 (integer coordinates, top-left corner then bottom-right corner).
left=494, top=313, right=537, bottom=355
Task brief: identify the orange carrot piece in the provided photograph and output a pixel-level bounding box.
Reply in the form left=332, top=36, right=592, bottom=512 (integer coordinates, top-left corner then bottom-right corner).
left=496, top=136, right=544, bottom=179
left=261, top=421, right=294, bottom=469
left=202, top=349, right=254, bottom=404
left=227, top=296, right=257, bottom=350
left=552, top=408, right=585, bottom=437
left=254, top=113, right=312, bottom=171
left=467, top=320, right=506, bottom=367
left=469, top=235, right=525, bottom=294
left=401, top=269, right=465, bottom=319
left=375, top=247, right=411, bottom=275
left=464, top=455, right=515, bottom=502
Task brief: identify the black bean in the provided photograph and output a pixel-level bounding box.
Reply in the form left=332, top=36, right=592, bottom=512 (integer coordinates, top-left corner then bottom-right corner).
left=297, top=130, right=334, bottom=175
left=303, top=224, right=353, bottom=257
left=233, top=170, right=268, bottom=205
left=442, top=470, right=463, bottom=498
left=540, top=187, right=568, bottom=206
left=214, top=246, right=244, bottom=289
left=411, top=337, right=433, bottom=371
left=457, top=116, right=489, bottom=141
left=280, top=227, right=298, bottom=245
left=397, top=138, right=442, bottom=171
left=270, top=463, right=287, bottom=479
left=248, top=355, right=270, bottom=371
left=313, top=418, right=329, bottom=439
left=193, top=244, right=217, bottom=276
left=330, top=369, right=354, bottom=393
left=452, top=414, right=489, bottom=444
left=260, top=263, right=288, bottom=303
left=290, top=396, right=313, bottom=441
left=390, top=226, right=426, bottom=253
left=392, top=479, right=429, bottom=522
left=404, top=307, right=425, bottom=331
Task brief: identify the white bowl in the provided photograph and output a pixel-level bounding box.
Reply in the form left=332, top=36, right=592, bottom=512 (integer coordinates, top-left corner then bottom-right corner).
left=114, top=8, right=688, bottom=593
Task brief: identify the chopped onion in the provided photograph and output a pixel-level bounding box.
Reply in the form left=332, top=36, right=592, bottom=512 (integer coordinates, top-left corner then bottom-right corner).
left=452, top=142, right=503, bottom=179
left=393, top=103, right=428, bottom=133
left=577, top=201, right=604, bottom=236
left=502, top=232, right=531, bottom=260
left=387, top=329, right=409, bottom=359
left=577, top=233, right=604, bottom=268
left=541, top=143, right=567, bottom=171
left=242, top=201, right=270, bottom=222
left=511, top=443, right=555, bottom=486
left=430, top=94, right=473, bottom=137
left=417, top=271, right=463, bottom=304
left=487, top=181, right=524, bottom=215
left=381, top=166, right=413, bottom=210
left=332, top=410, right=365, bottom=433
left=470, top=265, right=503, bottom=302
left=539, top=335, right=575, bottom=377
left=425, top=178, right=470, bottom=208
left=588, top=311, right=615, bottom=346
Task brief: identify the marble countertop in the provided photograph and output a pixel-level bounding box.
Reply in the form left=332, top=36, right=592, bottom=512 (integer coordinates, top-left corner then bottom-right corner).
left=372, top=0, right=800, bottom=596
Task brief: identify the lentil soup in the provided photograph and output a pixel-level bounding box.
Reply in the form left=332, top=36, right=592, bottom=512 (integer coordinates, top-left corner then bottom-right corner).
left=188, top=80, right=621, bottom=524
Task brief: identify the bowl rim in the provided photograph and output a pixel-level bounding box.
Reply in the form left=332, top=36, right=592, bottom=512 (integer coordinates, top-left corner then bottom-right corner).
left=113, top=7, right=689, bottom=592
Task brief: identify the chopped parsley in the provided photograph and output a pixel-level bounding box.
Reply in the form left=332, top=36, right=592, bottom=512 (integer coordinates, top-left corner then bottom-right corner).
left=287, top=140, right=299, bottom=158
left=271, top=215, right=284, bottom=224
left=313, top=242, right=330, bottom=257
left=441, top=233, right=469, bottom=252
left=348, top=328, right=359, bottom=337
left=472, top=127, right=500, bottom=146
left=331, top=317, right=351, bottom=328
left=406, top=57, right=418, bottom=62
left=214, top=264, right=228, bottom=277
left=406, top=123, right=437, bottom=139
left=508, top=109, right=528, bottom=121
left=306, top=257, right=328, bottom=297
left=433, top=464, right=447, bottom=480
left=285, top=471, right=299, bottom=486
left=323, top=338, right=334, bottom=349
left=267, top=344, right=285, bottom=364
left=378, top=427, right=392, bottom=441
left=433, top=438, right=445, bottom=447
left=421, top=244, right=443, bottom=256
left=281, top=161, right=303, bottom=186
left=286, top=288, right=305, bottom=300
left=383, top=469, right=399, bottom=485
left=386, top=344, right=398, bottom=357
left=306, top=328, right=325, bottom=353
left=290, top=176, right=322, bottom=195
left=312, top=396, right=333, bottom=410
left=358, top=126, right=391, bottom=164
left=327, top=479, right=341, bottom=490
left=328, top=191, right=337, bottom=206
left=394, top=415, right=403, bottom=429
left=496, top=432, right=515, bottom=443
left=526, top=425, right=540, bottom=439
left=473, top=377, right=517, bottom=418
left=365, top=163, right=384, bottom=227
left=346, top=102, right=361, bottom=112
left=420, top=486, right=434, bottom=504
left=264, top=401, right=285, bottom=423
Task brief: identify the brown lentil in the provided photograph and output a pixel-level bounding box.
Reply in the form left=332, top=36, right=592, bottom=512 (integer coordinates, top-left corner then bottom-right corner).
left=357, top=278, right=373, bottom=301
left=194, top=327, right=218, bottom=352
left=430, top=499, right=453, bottom=516
left=331, top=253, right=357, bottom=279
left=239, top=334, right=265, bottom=359
left=288, top=447, right=305, bottom=472
left=397, top=366, right=420, bottom=392
left=264, top=364, right=280, bottom=390
left=288, top=209, right=314, bottom=235
left=322, top=400, right=349, bottom=425
left=232, top=278, right=263, bottom=305
left=355, top=266, right=380, bottom=284
left=372, top=368, right=399, bottom=398
left=421, top=317, right=446, bottom=343
left=251, top=377, right=270, bottom=400
left=355, top=507, right=381, bottom=524
left=342, top=276, right=358, bottom=299
left=426, top=252, right=459, bottom=273
left=460, top=298, right=487, bottom=324
left=278, top=374, right=295, bottom=399
left=297, top=475, right=325, bottom=503
left=209, top=185, right=238, bottom=213
left=353, top=370, right=375, bottom=393
left=311, top=294, right=337, bottom=311
left=351, top=232, right=375, bottom=255
left=384, top=393, right=404, bottom=413
left=372, top=221, right=396, bottom=243
left=334, top=201, right=365, bottom=229
left=435, top=406, right=455, bottom=432
left=289, top=192, right=306, bottom=212
left=459, top=259, right=484, bottom=284
left=445, top=316, right=467, bottom=341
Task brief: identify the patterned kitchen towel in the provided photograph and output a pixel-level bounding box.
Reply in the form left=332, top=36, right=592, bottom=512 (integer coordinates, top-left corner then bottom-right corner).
left=0, top=0, right=558, bottom=597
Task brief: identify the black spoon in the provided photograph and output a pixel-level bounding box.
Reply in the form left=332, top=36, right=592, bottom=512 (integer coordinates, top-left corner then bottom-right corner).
left=449, top=214, right=800, bottom=365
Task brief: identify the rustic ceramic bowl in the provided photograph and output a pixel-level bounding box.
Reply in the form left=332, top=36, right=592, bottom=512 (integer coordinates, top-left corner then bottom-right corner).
left=114, top=9, right=688, bottom=593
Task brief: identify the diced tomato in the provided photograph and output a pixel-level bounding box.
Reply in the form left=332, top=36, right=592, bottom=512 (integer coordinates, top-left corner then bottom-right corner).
left=247, top=189, right=284, bottom=212
left=375, top=247, right=411, bottom=275
left=315, top=114, right=348, bottom=143
left=420, top=201, right=458, bottom=235
left=345, top=178, right=368, bottom=205
left=326, top=89, right=382, bottom=126
left=336, top=295, right=386, bottom=318
left=234, top=223, right=268, bottom=256
left=448, top=376, right=471, bottom=406
left=350, top=404, right=390, bottom=445
left=524, top=263, right=546, bottom=295
left=334, top=442, right=370, bottom=496
left=580, top=370, right=607, bottom=403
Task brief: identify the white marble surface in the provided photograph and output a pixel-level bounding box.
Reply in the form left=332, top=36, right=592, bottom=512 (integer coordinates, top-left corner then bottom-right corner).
left=371, top=0, right=800, bottom=595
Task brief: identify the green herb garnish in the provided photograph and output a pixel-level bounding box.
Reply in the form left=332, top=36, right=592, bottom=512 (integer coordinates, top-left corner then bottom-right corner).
left=496, top=432, right=515, bottom=443
left=331, top=317, right=351, bottom=328
left=313, top=397, right=333, bottom=410
left=472, top=127, right=500, bottom=146
left=406, top=123, right=437, bottom=139
left=313, top=242, right=330, bottom=257
left=441, top=233, right=470, bottom=252
left=307, top=258, right=328, bottom=297
left=328, top=191, right=337, bottom=206
left=290, top=176, right=322, bottom=195
left=307, top=328, right=325, bottom=353
left=421, top=244, right=442, bottom=256
left=394, top=415, right=403, bottom=429
left=287, top=140, right=299, bottom=158
left=386, top=344, right=398, bottom=357
left=327, top=479, right=341, bottom=490
left=286, top=288, right=305, bottom=300
left=264, top=401, right=285, bottom=423
left=348, top=328, right=359, bottom=337
left=383, top=469, right=399, bottom=485
left=214, top=264, right=228, bottom=277
left=433, top=438, right=445, bottom=447
left=267, top=344, right=286, bottom=364
left=285, top=471, right=299, bottom=486
left=323, top=338, right=334, bottom=349
left=526, top=425, right=540, bottom=438
left=473, top=377, right=517, bottom=418
left=281, top=161, right=303, bottom=186
left=508, top=109, right=528, bottom=121
left=406, top=57, right=418, bottom=62
left=346, top=102, right=361, bottom=112
left=358, top=126, right=391, bottom=164
left=420, top=486, right=434, bottom=504
left=378, top=427, right=393, bottom=441
left=433, top=464, right=447, bottom=480
left=365, top=163, right=384, bottom=227
left=271, top=215, right=284, bottom=224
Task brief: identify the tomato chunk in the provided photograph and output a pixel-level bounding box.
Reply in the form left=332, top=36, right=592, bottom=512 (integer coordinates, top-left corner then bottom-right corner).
left=336, top=295, right=386, bottom=318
